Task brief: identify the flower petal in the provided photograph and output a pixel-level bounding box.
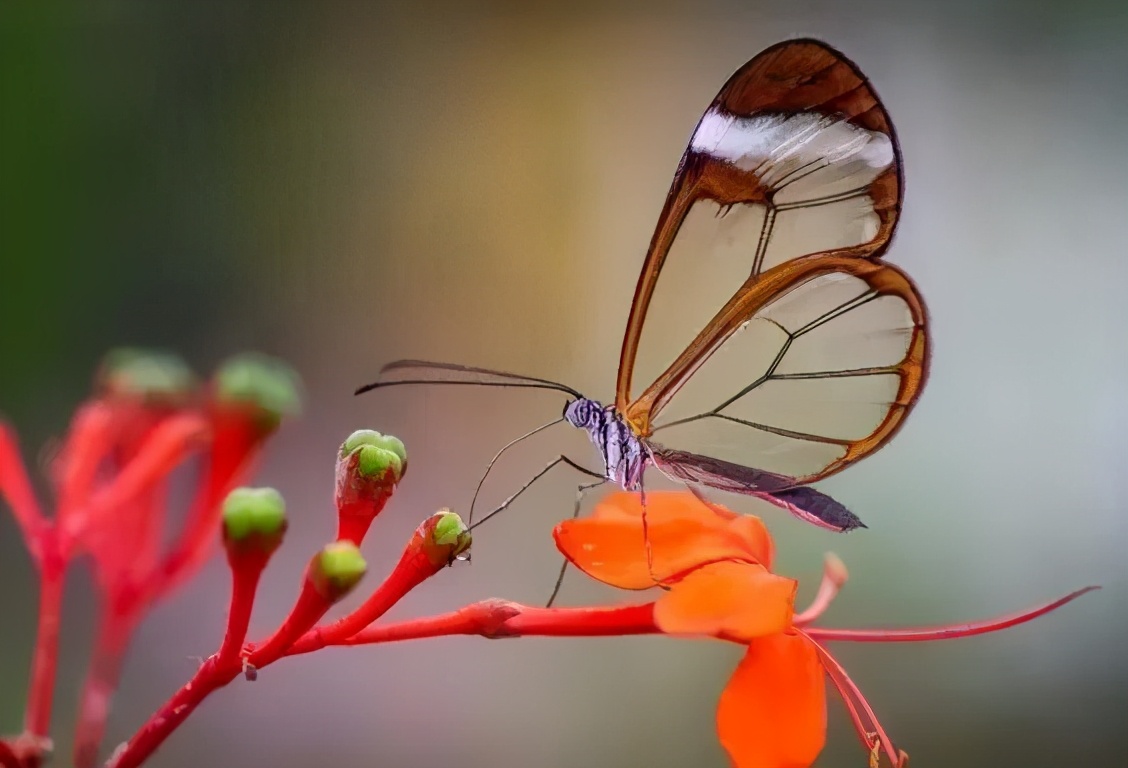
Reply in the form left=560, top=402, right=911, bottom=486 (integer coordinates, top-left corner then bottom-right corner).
left=655, top=562, right=796, bottom=641
left=553, top=491, right=774, bottom=589
left=717, top=632, right=826, bottom=768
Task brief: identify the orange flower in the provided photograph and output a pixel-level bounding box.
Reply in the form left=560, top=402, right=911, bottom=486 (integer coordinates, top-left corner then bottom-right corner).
left=554, top=491, right=1094, bottom=768
left=555, top=491, right=792, bottom=642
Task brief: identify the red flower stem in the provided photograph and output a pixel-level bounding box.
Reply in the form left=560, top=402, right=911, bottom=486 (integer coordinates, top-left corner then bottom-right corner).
left=73, top=609, right=136, bottom=768
left=284, top=546, right=438, bottom=656
left=331, top=600, right=659, bottom=648
left=56, top=402, right=114, bottom=524
left=334, top=485, right=394, bottom=546
left=490, top=602, right=659, bottom=636
left=109, top=550, right=275, bottom=768
left=803, top=586, right=1098, bottom=643
left=245, top=579, right=328, bottom=668
left=0, top=740, right=18, bottom=768
left=120, top=484, right=164, bottom=585
left=24, top=551, right=66, bottom=739
left=151, top=423, right=262, bottom=599
left=63, top=414, right=207, bottom=553
left=0, top=421, right=47, bottom=558
left=216, top=563, right=266, bottom=666
left=336, top=511, right=378, bottom=547
left=107, top=656, right=237, bottom=768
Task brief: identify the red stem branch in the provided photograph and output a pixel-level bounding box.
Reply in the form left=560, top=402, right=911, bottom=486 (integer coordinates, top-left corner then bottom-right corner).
left=216, top=564, right=265, bottom=666
left=246, top=580, right=330, bottom=668
left=73, top=610, right=136, bottom=768
left=106, top=656, right=237, bottom=768
left=319, top=600, right=659, bottom=649
left=24, top=551, right=66, bottom=739
left=108, top=551, right=271, bottom=768
left=0, top=421, right=47, bottom=560
left=285, top=546, right=436, bottom=656
left=150, top=422, right=262, bottom=600
left=64, top=414, right=206, bottom=554
left=55, top=402, right=114, bottom=525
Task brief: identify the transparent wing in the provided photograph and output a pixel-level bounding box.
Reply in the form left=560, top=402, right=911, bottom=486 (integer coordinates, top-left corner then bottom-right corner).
left=614, top=38, right=925, bottom=482
left=646, top=261, right=926, bottom=482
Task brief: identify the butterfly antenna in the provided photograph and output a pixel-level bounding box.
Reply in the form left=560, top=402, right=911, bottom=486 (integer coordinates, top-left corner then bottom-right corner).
left=468, top=417, right=564, bottom=528
left=355, top=378, right=580, bottom=397
left=355, top=359, right=583, bottom=399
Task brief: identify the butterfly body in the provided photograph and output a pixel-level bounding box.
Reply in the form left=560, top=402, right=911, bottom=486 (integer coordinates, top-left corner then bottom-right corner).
left=563, top=398, right=648, bottom=491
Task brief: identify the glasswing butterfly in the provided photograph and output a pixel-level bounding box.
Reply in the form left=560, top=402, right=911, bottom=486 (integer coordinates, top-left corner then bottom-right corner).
left=359, top=38, right=928, bottom=540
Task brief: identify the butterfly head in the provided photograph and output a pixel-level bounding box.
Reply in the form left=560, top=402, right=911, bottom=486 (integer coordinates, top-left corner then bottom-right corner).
left=563, top=398, right=603, bottom=430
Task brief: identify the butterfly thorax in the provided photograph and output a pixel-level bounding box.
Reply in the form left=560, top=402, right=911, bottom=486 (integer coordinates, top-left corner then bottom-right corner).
left=563, top=398, right=647, bottom=491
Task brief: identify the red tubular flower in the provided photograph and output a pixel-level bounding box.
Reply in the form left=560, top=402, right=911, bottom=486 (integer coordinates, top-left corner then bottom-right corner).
left=0, top=349, right=301, bottom=768
left=148, top=352, right=302, bottom=598
left=553, top=491, right=1095, bottom=768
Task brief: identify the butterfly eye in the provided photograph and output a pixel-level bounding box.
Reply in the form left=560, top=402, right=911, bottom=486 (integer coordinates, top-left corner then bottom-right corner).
left=563, top=400, right=583, bottom=426
left=564, top=399, right=598, bottom=429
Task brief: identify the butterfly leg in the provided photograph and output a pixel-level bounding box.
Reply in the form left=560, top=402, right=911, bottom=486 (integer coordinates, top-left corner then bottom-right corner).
left=545, top=477, right=607, bottom=607
left=467, top=417, right=565, bottom=529
left=469, top=455, right=602, bottom=531
left=637, top=469, right=671, bottom=591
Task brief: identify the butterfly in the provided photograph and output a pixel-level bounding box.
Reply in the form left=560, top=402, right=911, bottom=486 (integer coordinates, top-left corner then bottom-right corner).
left=359, top=38, right=928, bottom=535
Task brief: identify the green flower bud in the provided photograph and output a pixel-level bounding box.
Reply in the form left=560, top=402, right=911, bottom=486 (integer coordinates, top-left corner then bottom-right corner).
left=97, top=347, right=196, bottom=405
left=213, top=353, right=302, bottom=430
left=309, top=541, right=367, bottom=601
left=422, top=509, right=471, bottom=567
left=222, top=487, right=288, bottom=556
left=339, top=429, right=407, bottom=480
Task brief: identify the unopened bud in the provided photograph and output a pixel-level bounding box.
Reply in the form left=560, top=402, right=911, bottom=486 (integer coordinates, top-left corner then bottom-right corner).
left=97, top=348, right=196, bottom=406
left=309, top=541, right=367, bottom=601
left=339, top=429, right=406, bottom=482
left=222, top=487, right=288, bottom=557
left=334, top=430, right=406, bottom=544
left=213, top=353, right=302, bottom=432
left=420, top=509, right=471, bottom=568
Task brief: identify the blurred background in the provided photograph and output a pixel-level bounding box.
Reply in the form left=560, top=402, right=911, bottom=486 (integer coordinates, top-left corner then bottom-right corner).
left=2, top=1, right=1126, bottom=766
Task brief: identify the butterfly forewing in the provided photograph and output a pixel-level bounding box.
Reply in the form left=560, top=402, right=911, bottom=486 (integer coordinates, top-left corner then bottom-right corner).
left=617, top=39, right=927, bottom=485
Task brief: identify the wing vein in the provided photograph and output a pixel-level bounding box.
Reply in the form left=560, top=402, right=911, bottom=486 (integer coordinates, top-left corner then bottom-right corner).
left=775, top=185, right=870, bottom=212
left=712, top=413, right=852, bottom=446
left=771, top=365, right=901, bottom=380
left=790, top=290, right=879, bottom=338
left=750, top=205, right=778, bottom=277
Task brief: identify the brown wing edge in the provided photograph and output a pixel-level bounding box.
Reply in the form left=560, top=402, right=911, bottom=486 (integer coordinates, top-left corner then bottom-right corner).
left=614, top=38, right=904, bottom=415
left=799, top=264, right=929, bottom=483
left=627, top=255, right=930, bottom=482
